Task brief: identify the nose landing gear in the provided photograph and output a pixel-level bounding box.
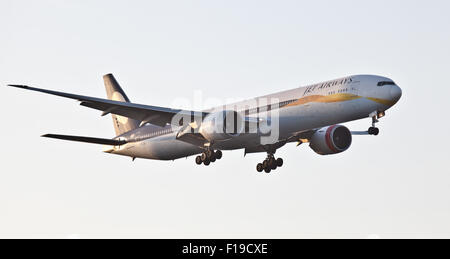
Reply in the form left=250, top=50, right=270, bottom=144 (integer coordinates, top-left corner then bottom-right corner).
left=195, top=149, right=223, bottom=166
left=368, top=112, right=381, bottom=136
left=256, top=153, right=283, bottom=173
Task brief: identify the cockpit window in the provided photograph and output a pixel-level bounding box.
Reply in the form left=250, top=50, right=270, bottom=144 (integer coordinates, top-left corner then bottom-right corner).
left=377, top=81, right=396, bottom=87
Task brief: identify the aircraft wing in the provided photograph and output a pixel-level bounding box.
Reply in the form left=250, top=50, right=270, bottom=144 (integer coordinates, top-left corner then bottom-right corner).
left=42, top=134, right=127, bottom=145
left=8, top=84, right=205, bottom=127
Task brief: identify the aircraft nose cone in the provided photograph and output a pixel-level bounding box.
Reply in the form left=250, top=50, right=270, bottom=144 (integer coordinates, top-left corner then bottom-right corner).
left=390, top=85, right=402, bottom=103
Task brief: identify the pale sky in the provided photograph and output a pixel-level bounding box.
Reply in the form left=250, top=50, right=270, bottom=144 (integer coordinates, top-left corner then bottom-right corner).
left=1, top=0, right=449, bottom=238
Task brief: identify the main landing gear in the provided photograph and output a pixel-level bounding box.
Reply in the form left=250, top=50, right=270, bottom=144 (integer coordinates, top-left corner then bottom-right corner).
left=256, top=153, right=283, bottom=173
left=195, top=149, right=223, bottom=166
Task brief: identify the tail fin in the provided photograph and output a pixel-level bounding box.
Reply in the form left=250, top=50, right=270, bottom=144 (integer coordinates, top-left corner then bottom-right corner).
left=103, top=74, right=140, bottom=136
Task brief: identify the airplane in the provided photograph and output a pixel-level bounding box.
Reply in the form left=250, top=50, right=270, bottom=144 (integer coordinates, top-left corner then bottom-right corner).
left=8, top=74, right=402, bottom=173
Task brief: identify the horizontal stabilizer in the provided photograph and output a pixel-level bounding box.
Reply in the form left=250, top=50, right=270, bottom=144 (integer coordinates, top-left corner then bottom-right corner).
left=42, top=134, right=127, bottom=146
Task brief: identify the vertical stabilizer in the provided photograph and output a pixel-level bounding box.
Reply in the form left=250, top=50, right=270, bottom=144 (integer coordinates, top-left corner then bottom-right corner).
left=103, top=74, right=140, bottom=136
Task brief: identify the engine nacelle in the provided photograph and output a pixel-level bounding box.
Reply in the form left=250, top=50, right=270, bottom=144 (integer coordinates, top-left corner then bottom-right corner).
left=309, top=125, right=352, bottom=155
left=199, top=111, right=244, bottom=142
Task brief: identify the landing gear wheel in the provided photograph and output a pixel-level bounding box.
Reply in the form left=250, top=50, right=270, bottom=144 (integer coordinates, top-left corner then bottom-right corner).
left=270, top=158, right=277, bottom=170
left=256, top=152, right=284, bottom=174
left=262, top=160, right=269, bottom=170
left=195, top=156, right=203, bottom=165
left=368, top=127, right=380, bottom=136
left=215, top=150, right=223, bottom=160
left=276, top=158, right=284, bottom=167
left=373, top=128, right=379, bottom=136
left=198, top=148, right=222, bottom=166
left=256, top=163, right=264, bottom=172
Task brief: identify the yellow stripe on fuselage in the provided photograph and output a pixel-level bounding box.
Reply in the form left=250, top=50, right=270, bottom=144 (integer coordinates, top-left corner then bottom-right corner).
left=284, top=93, right=395, bottom=108
left=285, top=93, right=362, bottom=107
left=365, top=97, right=397, bottom=106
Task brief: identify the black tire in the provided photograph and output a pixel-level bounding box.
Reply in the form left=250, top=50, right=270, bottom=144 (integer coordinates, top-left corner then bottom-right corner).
left=206, top=150, right=213, bottom=159
left=210, top=156, right=216, bottom=163
left=204, top=159, right=211, bottom=166
left=271, top=161, right=277, bottom=170
left=368, top=127, right=380, bottom=136
left=195, top=156, right=203, bottom=165
left=264, top=167, right=271, bottom=173
left=262, top=160, right=269, bottom=169
left=215, top=150, right=223, bottom=160
left=276, top=158, right=283, bottom=167
left=268, top=158, right=276, bottom=170
left=256, top=163, right=263, bottom=172
left=373, top=127, right=380, bottom=136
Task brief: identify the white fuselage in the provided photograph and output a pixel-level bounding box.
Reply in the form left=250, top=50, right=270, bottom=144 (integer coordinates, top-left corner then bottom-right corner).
left=108, top=75, right=402, bottom=160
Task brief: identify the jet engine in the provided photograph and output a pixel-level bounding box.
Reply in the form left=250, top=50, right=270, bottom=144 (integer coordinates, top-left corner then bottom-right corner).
left=309, top=125, right=352, bottom=155
left=199, top=111, right=244, bottom=142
